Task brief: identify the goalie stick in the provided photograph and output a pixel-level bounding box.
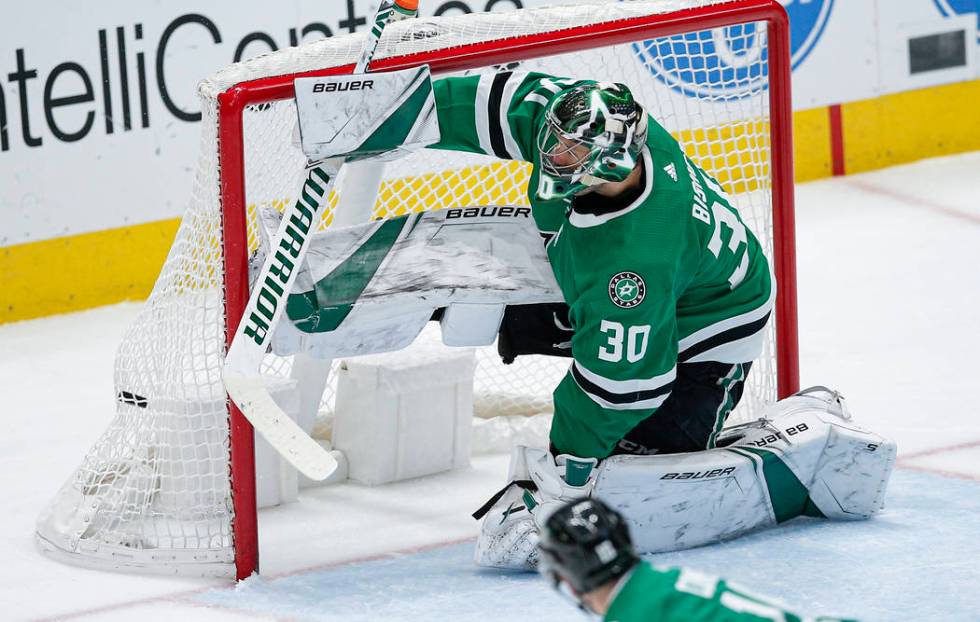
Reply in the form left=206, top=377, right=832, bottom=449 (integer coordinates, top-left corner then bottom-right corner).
left=223, top=0, right=419, bottom=481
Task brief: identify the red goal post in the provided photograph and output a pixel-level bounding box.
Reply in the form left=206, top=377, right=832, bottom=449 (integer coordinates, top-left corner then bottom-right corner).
left=220, top=1, right=796, bottom=577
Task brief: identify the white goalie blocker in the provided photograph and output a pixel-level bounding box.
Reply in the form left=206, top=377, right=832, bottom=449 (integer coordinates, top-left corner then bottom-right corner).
left=475, top=387, right=897, bottom=569
left=288, top=65, right=563, bottom=358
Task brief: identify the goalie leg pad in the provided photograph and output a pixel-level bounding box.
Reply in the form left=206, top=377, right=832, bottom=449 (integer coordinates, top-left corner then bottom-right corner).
left=748, top=386, right=897, bottom=520
left=594, top=387, right=896, bottom=553
left=595, top=445, right=775, bottom=553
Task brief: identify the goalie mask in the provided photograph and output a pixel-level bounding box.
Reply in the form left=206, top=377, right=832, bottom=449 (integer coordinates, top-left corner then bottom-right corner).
left=538, top=498, right=640, bottom=601
left=535, top=82, right=648, bottom=200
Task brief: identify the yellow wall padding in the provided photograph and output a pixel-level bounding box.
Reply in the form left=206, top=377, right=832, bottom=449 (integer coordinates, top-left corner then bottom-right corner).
left=0, top=219, right=179, bottom=324
left=792, top=106, right=833, bottom=183
left=842, top=79, right=980, bottom=175
left=4, top=80, right=980, bottom=325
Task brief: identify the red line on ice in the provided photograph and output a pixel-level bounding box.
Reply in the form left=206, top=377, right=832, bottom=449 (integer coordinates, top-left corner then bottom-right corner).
left=898, top=438, right=980, bottom=461
left=897, top=463, right=980, bottom=482
left=28, top=536, right=475, bottom=622
left=846, top=178, right=980, bottom=226
left=895, top=438, right=980, bottom=482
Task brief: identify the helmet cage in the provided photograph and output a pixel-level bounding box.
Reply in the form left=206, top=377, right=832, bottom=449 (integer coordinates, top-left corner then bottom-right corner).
left=535, top=82, right=647, bottom=200
left=537, top=114, right=606, bottom=181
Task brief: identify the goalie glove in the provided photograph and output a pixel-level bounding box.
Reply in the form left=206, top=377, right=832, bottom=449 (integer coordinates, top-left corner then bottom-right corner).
left=497, top=303, right=574, bottom=364
left=472, top=447, right=597, bottom=570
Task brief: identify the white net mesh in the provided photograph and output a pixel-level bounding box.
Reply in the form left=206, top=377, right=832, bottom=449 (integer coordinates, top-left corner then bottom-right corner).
left=37, top=0, right=786, bottom=578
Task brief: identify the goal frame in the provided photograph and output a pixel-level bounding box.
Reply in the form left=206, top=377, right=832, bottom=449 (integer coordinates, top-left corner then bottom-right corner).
left=217, top=0, right=797, bottom=580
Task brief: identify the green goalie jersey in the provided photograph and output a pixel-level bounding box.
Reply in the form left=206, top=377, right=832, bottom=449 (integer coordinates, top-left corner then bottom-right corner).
left=430, top=71, right=774, bottom=458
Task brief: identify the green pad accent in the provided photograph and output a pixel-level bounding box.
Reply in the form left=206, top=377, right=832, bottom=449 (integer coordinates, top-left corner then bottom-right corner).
left=563, top=458, right=594, bottom=487
left=354, top=72, right=432, bottom=156
left=736, top=447, right=827, bottom=523
left=522, top=490, right=538, bottom=512
left=287, top=217, right=405, bottom=333
left=802, top=496, right=826, bottom=519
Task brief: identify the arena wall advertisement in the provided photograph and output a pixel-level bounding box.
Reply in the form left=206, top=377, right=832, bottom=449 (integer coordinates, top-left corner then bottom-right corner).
left=2, top=0, right=979, bottom=321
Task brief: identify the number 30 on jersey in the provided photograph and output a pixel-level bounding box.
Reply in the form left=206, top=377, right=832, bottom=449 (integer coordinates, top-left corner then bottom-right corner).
left=598, top=320, right=650, bottom=363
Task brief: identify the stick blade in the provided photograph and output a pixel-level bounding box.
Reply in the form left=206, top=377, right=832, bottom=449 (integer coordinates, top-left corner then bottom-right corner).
left=223, top=368, right=338, bottom=481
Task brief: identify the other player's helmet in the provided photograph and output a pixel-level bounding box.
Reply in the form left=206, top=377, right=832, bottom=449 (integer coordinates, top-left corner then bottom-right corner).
left=538, top=498, right=640, bottom=599
left=535, top=82, right=648, bottom=200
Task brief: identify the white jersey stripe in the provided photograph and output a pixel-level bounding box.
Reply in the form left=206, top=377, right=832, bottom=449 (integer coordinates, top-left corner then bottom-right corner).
left=678, top=268, right=776, bottom=356
left=525, top=92, right=550, bottom=107
left=538, top=78, right=563, bottom=93
left=684, top=327, right=769, bottom=365
left=575, top=389, right=671, bottom=412
left=499, top=71, right=528, bottom=161
left=475, top=72, right=494, bottom=156
left=572, top=359, right=675, bottom=395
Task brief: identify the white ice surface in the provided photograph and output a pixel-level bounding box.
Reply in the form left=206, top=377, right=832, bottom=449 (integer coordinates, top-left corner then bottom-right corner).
left=2, top=151, right=979, bottom=621
left=195, top=470, right=980, bottom=621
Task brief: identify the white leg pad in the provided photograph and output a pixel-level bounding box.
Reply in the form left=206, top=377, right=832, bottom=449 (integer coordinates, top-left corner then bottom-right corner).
left=593, top=387, right=896, bottom=553
left=595, top=446, right=774, bottom=553
left=763, top=388, right=897, bottom=520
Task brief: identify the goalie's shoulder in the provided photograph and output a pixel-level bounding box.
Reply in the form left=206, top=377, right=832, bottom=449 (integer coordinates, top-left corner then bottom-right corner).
left=565, top=157, right=692, bottom=268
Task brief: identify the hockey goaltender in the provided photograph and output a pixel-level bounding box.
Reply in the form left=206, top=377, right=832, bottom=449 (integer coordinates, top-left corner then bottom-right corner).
left=420, top=71, right=896, bottom=569
left=287, top=65, right=896, bottom=590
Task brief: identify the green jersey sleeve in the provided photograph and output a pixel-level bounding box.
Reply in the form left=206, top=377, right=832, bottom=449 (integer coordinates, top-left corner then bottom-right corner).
left=430, top=71, right=594, bottom=162
left=604, top=562, right=856, bottom=622
left=429, top=70, right=599, bottom=236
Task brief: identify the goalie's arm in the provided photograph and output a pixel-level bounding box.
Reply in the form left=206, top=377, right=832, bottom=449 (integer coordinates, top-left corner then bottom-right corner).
left=428, top=71, right=591, bottom=162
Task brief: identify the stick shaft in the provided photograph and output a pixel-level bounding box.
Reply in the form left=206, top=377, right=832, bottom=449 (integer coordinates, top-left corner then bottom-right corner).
left=223, top=0, right=418, bottom=481
left=356, top=1, right=418, bottom=73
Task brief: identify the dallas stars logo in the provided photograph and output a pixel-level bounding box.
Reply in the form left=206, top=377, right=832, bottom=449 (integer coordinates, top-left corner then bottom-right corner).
left=608, top=271, right=646, bottom=308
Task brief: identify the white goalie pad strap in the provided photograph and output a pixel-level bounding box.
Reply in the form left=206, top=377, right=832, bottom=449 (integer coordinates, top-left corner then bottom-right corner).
left=272, top=207, right=562, bottom=358
left=594, top=387, right=897, bottom=554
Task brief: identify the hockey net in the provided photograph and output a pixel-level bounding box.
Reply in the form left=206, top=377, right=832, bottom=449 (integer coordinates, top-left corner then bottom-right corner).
left=36, top=0, right=796, bottom=579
